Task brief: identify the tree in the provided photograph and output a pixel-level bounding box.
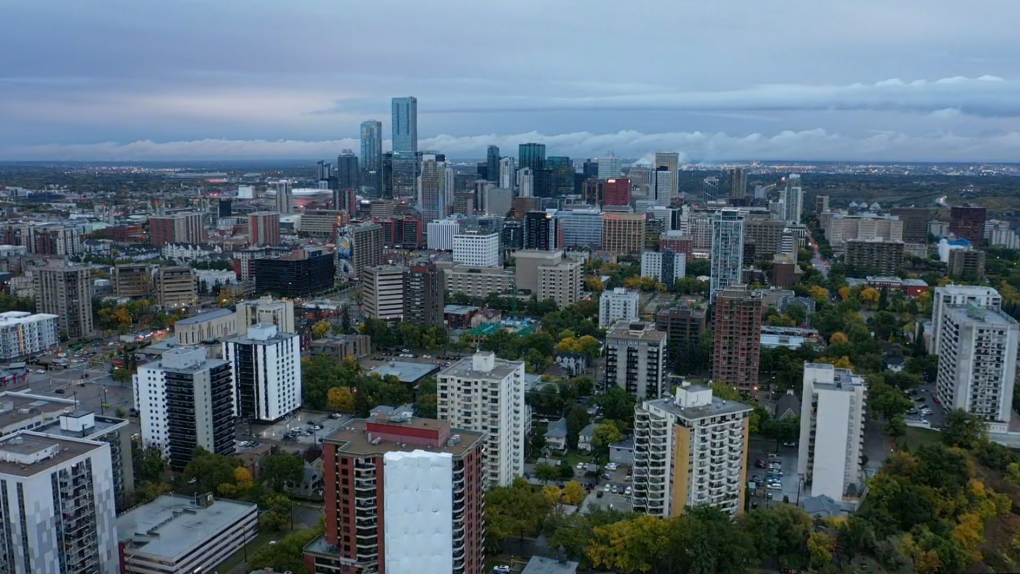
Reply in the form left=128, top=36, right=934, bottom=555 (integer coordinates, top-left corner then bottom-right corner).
left=563, top=481, right=587, bottom=505
left=260, top=454, right=305, bottom=492
left=250, top=528, right=321, bottom=572
left=414, top=377, right=438, bottom=418
left=808, top=285, right=830, bottom=304
left=312, top=320, right=332, bottom=339
left=183, top=449, right=237, bottom=493
left=486, top=478, right=553, bottom=550
left=566, top=405, right=590, bottom=450
left=942, top=410, right=984, bottom=448
left=829, top=331, right=849, bottom=345
left=588, top=514, right=674, bottom=574
left=327, top=386, right=356, bottom=412
left=259, top=492, right=294, bottom=532
left=597, top=387, right=636, bottom=426
left=535, top=462, right=559, bottom=484
left=807, top=531, right=835, bottom=569
left=590, top=422, right=623, bottom=459
left=542, top=485, right=563, bottom=505
left=134, top=447, right=167, bottom=483
left=860, top=287, right=881, bottom=305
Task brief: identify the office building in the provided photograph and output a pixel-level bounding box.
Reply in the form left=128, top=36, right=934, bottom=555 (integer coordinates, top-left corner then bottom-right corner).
left=0, top=432, right=120, bottom=574
left=931, top=285, right=1003, bottom=351
left=253, top=250, right=335, bottom=297
left=29, top=223, right=84, bottom=257
left=501, top=219, right=524, bottom=250
left=301, top=210, right=345, bottom=239
left=427, top=219, right=461, bottom=251
left=317, top=160, right=333, bottom=184
left=728, top=167, right=747, bottom=200
left=947, top=248, right=986, bottom=279
left=483, top=186, right=512, bottom=217
left=404, top=263, right=444, bottom=327
left=604, top=178, right=632, bottom=206
left=344, top=222, right=385, bottom=280
left=363, top=265, right=408, bottom=321
left=453, top=232, right=500, bottom=267
left=392, top=97, right=418, bottom=154
left=247, top=211, right=281, bottom=246
left=486, top=145, right=501, bottom=183
left=154, top=266, right=197, bottom=309
left=117, top=494, right=258, bottom=574
left=640, top=250, right=686, bottom=284
left=602, top=213, right=646, bottom=254
left=632, top=384, right=752, bottom=517
left=438, top=351, right=525, bottom=488
left=33, top=260, right=94, bottom=339
left=136, top=346, right=235, bottom=470
left=336, top=149, right=359, bottom=191
left=651, top=167, right=674, bottom=206
left=499, top=157, right=516, bottom=189
left=935, top=306, right=1018, bottom=422
left=743, top=219, right=786, bottom=258
left=518, top=143, right=546, bottom=172
left=305, top=417, right=485, bottom=574
left=823, top=214, right=903, bottom=254
left=599, top=288, right=640, bottom=329
left=514, top=250, right=581, bottom=308
left=655, top=304, right=707, bottom=371
left=236, top=296, right=296, bottom=334
left=604, top=322, right=667, bottom=399
left=524, top=211, right=559, bottom=250
left=710, top=209, right=745, bottom=302
left=418, top=154, right=448, bottom=222
left=443, top=264, right=515, bottom=299
left=555, top=208, right=603, bottom=249
left=223, top=324, right=301, bottom=423
left=950, top=205, right=987, bottom=247
left=598, top=151, right=622, bottom=180
left=518, top=167, right=535, bottom=198
left=798, top=363, right=867, bottom=503
left=113, top=263, right=152, bottom=298
left=890, top=207, right=930, bottom=243
left=274, top=180, right=294, bottom=214
left=360, top=120, right=384, bottom=190
left=844, top=239, right=904, bottom=275
left=712, top=285, right=762, bottom=391
left=309, top=334, right=371, bottom=362
left=150, top=212, right=205, bottom=248
left=0, top=311, right=59, bottom=360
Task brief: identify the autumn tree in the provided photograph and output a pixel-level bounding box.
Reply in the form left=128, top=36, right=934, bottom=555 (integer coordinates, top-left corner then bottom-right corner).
left=563, top=481, right=587, bottom=505
left=327, top=386, right=356, bottom=413
left=311, top=320, right=332, bottom=339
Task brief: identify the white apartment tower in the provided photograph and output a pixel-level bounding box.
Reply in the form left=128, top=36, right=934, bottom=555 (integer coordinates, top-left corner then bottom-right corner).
left=437, top=351, right=526, bottom=488
left=499, top=157, right=516, bottom=190
left=518, top=167, right=534, bottom=198
left=935, top=306, right=1018, bottom=422
left=604, top=322, right=667, bottom=399
left=135, top=346, right=236, bottom=470
left=453, top=232, right=500, bottom=267
left=599, top=288, right=640, bottom=329
left=782, top=174, right=804, bottom=224
left=797, top=363, right=867, bottom=503
left=710, top=208, right=745, bottom=303
left=274, top=180, right=293, bottom=214
left=632, top=384, right=752, bottom=517
left=931, top=285, right=1003, bottom=352
left=0, top=432, right=120, bottom=574
left=640, top=250, right=687, bottom=284
left=427, top=219, right=461, bottom=251
left=223, top=324, right=302, bottom=423
left=362, top=265, right=408, bottom=321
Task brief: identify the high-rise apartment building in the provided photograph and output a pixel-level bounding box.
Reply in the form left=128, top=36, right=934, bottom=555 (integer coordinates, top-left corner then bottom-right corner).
left=555, top=208, right=603, bottom=250
left=604, top=322, right=667, bottom=399
left=344, top=222, right=385, bottom=279
left=305, top=416, right=485, bottom=574
left=728, top=167, right=747, bottom=200
left=632, top=384, right=751, bottom=517
left=890, top=207, right=930, bottom=243
left=438, top=352, right=526, bottom=488
left=0, top=311, right=59, bottom=360
left=931, top=285, right=1002, bottom=351
left=517, top=167, right=534, bottom=198
left=712, top=285, right=762, bottom=391
left=336, top=150, right=359, bottom=191
left=947, top=248, right=986, bottom=279
left=392, top=97, right=418, bottom=154
left=418, top=154, right=448, bottom=222
left=599, top=288, right=640, bottom=329
left=113, top=263, right=152, bottom=298
left=950, top=205, right=987, bottom=246
left=360, top=120, right=383, bottom=173
left=744, top=219, right=787, bottom=258
left=602, top=213, right=646, bottom=254
left=0, top=432, right=120, bottom=574
left=33, top=260, right=93, bottom=339
left=710, top=209, right=745, bottom=302
left=403, top=263, right=444, bottom=327
left=798, top=363, right=867, bottom=503
left=640, top=250, right=686, bottom=284
left=524, top=211, right=559, bottom=250
left=782, top=174, right=803, bottom=223
left=936, top=306, right=1018, bottom=423
left=651, top=167, right=674, bottom=206
left=518, top=143, right=546, bottom=172
left=598, top=151, right=622, bottom=180
left=453, top=232, right=500, bottom=267
left=235, top=296, right=295, bottom=334
left=247, top=211, right=281, bottom=247
left=253, top=250, right=335, bottom=298
left=223, top=324, right=302, bottom=423
left=604, top=178, right=632, bottom=206
left=427, top=219, right=460, bottom=251
left=154, top=266, right=197, bottom=309
left=274, top=180, right=294, bottom=214
left=136, top=346, right=235, bottom=470
left=362, top=265, right=407, bottom=321
left=150, top=212, right=206, bottom=247
left=29, top=224, right=84, bottom=257
left=655, top=304, right=707, bottom=372
left=844, top=239, right=904, bottom=275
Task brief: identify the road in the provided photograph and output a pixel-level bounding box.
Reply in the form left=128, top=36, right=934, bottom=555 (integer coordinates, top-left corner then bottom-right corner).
left=806, top=231, right=829, bottom=278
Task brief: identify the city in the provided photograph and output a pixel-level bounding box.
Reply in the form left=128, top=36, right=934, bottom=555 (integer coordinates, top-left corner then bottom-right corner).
left=3, top=2, right=1020, bottom=574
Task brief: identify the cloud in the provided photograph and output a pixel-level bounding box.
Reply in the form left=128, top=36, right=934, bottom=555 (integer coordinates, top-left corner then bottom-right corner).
left=6, top=129, right=1020, bottom=163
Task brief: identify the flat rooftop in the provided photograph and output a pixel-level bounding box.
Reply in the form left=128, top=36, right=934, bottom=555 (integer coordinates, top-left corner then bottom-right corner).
left=325, top=417, right=483, bottom=457
left=118, top=494, right=257, bottom=561
left=35, top=414, right=128, bottom=439
left=805, top=363, right=866, bottom=391
left=175, top=308, right=235, bottom=326
left=645, top=387, right=752, bottom=420
left=522, top=556, right=580, bottom=574
left=369, top=361, right=439, bottom=384
left=946, top=305, right=1018, bottom=327
left=440, top=356, right=523, bottom=381
left=607, top=322, right=667, bottom=343
left=0, top=392, right=75, bottom=431
left=0, top=433, right=104, bottom=477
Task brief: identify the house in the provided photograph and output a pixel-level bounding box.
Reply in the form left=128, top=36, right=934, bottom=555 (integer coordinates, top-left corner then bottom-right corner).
left=609, top=437, right=634, bottom=466
left=774, top=389, right=801, bottom=420
left=885, top=355, right=906, bottom=373
left=801, top=494, right=844, bottom=520
left=555, top=353, right=589, bottom=377
left=578, top=423, right=599, bottom=453
left=545, top=418, right=568, bottom=453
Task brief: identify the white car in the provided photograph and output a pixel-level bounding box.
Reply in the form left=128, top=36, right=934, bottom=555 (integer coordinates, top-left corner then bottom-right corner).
left=605, top=463, right=618, bottom=471
left=576, top=462, right=585, bottom=470
left=768, top=482, right=783, bottom=490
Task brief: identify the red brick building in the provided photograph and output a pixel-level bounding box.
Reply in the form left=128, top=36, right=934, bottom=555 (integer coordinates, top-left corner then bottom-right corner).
left=247, top=211, right=281, bottom=247
left=305, top=417, right=485, bottom=574
left=712, top=285, right=763, bottom=391
left=603, top=178, right=632, bottom=206
left=949, top=205, right=987, bottom=247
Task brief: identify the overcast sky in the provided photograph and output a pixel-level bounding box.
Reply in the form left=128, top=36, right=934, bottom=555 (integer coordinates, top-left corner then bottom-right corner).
left=3, top=0, right=1020, bottom=162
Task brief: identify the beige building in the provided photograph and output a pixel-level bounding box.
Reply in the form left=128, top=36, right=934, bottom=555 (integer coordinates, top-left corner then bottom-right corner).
left=362, top=265, right=407, bottom=320
left=824, top=215, right=903, bottom=254
left=154, top=266, right=197, bottom=309
left=235, top=296, right=295, bottom=334
left=602, top=213, right=646, bottom=254
left=175, top=308, right=240, bottom=345
left=33, top=260, right=94, bottom=339
left=309, top=334, right=372, bottom=362
left=441, top=263, right=515, bottom=299
left=515, top=250, right=581, bottom=308
left=744, top=219, right=787, bottom=258
left=300, top=210, right=345, bottom=238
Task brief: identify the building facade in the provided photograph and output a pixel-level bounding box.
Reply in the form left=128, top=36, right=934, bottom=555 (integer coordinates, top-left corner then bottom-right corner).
left=711, top=285, right=762, bottom=391
left=599, top=288, right=640, bottom=329
left=154, top=266, right=198, bottom=309
left=0, top=311, right=59, bottom=360
left=604, top=322, right=667, bottom=399
left=640, top=250, right=686, bottom=284
left=223, top=324, right=302, bottom=423
left=248, top=211, right=281, bottom=246
left=33, top=261, right=94, bottom=339
left=844, top=239, right=904, bottom=275
left=254, top=251, right=336, bottom=297
left=710, top=209, right=745, bottom=303
left=453, top=232, right=500, bottom=267
left=602, top=213, right=646, bottom=254
left=950, top=205, right=987, bottom=247
left=113, top=263, right=152, bottom=298
left=403, top=263, right=445, bottom=327
left=363, top=265, right=407, bottom=321
left=150, top=212, right=205, bottom=248
left=655, top=305, right=707, bottom=372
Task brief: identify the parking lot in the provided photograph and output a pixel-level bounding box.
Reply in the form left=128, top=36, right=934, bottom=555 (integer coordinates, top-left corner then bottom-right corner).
left=747, top=439, right=802, bottom=508
left=252, top=410, right=353, bottom=445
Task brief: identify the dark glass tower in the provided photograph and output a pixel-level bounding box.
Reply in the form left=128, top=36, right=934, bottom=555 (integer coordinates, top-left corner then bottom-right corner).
left=518, top=143, right=546, bottom=172
left=486, top=145, right=500, bottom=183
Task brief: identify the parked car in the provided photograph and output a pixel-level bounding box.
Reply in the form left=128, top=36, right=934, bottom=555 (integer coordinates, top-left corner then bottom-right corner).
left=606, top=463, right=618, bottom=471
left=754, top=459, right=766, bottom=468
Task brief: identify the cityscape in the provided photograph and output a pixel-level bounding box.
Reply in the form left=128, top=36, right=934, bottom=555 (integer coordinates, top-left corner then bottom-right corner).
left=4, top=2, right=1020, bottom=574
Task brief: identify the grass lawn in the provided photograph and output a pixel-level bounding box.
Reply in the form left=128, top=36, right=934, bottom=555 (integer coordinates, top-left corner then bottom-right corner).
left=902, top=426, right=941, bottom=450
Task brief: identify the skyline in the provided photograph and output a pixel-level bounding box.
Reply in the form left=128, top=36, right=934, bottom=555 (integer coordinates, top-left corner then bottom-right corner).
left=3, top=1, right=1020, bottom=161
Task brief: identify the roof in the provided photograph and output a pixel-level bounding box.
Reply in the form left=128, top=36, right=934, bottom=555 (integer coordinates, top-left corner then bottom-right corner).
left=0, top=433, right=105, bottom=477
left=579, top=423, right=599, bottom=439
left=35, top=414, right=128, bottom=440
left=644, top=390, right=753, bottom=421
left=801, top=494, right=843, bottom=517
left=546, top=418, right=568, bottom=439
left=945, top=305, right=1018, bottom=328
left=118, top=494, right=258, bottom=561
left=175, top=307, right=235, bottom=326
left=610, top=437, right=634, bottom=450
left=0, top=392, right=76, bottom=432
left=606, top=321, right=666, bottom=343
left=522, top=556, right=580, bottom=574
left=774, top=391, right=801, bottom=419
left=324, top=418, right=483, bottom=457
left=443, top=304, right=479, bottom=315
left=440, top=355, right=524, bottom=381
left=369, top=361, right=439, bottom=384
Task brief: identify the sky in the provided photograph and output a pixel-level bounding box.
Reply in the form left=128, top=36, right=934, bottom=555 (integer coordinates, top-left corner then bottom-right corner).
left=3, top=0, right=1020, bottom=162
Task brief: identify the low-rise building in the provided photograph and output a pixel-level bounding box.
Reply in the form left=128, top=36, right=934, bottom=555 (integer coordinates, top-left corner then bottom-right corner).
left=175, top=308, right=240, bottom=346
left=0, top=311, right=59, bottom=360
left=309, top=334, right=372, bottom=362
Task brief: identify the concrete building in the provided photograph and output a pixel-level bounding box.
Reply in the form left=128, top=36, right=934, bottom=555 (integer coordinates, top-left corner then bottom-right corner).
left=599, top=288, right=640, bottom=329
left=605, top=322, right=667, bottom=399
left=118, top=494, right=258, bottom=574
left=640, top=250, right=686, bottom=284
left=404, top=263, right=445, bottom=327
left=712, top=285, right=762, bottom=391
left=947, top=248, right=986, bottom=279
left=453, top=232, right=500, bottom=267
left=632, top=384, right=752, bottom=517
left=438, top=352, right=525, bottom=488
left=950, top=205, right=987, bottom=247
left=175, top=308, right=240, bottom=345
left=254, top=250, right=336, bottom=297
left=305, top=416, right=485, bottom=574
left=344, top=222, right=385, bottom=280
left=524, top=211, right=559, bottom=251
left=744, top=219, right=787, bottom=259
left=427, top=219, right=461, bottom=251
left=890, top=207, right=931, bottom=243
left=604, top=178, right=631, bottom=207
left=274, top=180, right=294, bottom=214
left=844, top=239, right=904, bottom=275
left=655, top=304, right=707, bottom=371
left=515, top=250, right=582, bottom=308
left=798, top=363, right=867, bottom=503
left=135, top=346, right=236, bottom=470
left=0, top=311, right=59, bottom=360
left=443, top=264, right=515, bottom=299
left=29, top=223, right=84, bottom=257
left=154, top=266, right=198, bottom=309
left=223, top=324, right=302, bottom=423
left=555, top=208, right=604, bottom=250
left=936, top=306, right=1018, bottom=422
left=309, top=334, right=371, bottom=362
left=363, top=265, right=407, bottom=321
left=0, top=432, right=119, bottom=574
left=236, top=296, right=295, bottom=335
left=113, top=263, right=153, bottom=298
left=602, top=213, right=646, bottom=254
left=150, top=212, right=205, bottom=247
left=710, top=209, right=745, bottom=302
left=931, top=285, right=1003, bottom=351
left=299, top=210, right=344, bottom=239
left=247, top=211, right=281, bottom=246
left=823, top=215, right=903, bottom=254
left=33, top=260, right=94, bottom=339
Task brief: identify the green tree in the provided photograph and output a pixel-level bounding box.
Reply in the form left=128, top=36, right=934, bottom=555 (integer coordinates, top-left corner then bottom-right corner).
left=250, top=528, right=321, bottom=572
left=535, top=462, right=559, bottom=484
left=590, top=422, right=623, bottom=460
left=134, top=446, right=167, bottom=483
left=259, top=454, right=305, bottom=493
left=414, top=377, right=438, bottom=418
left=597, top=387, right=636, bottom=427
left=486, top=478, right=553, bottom=550
left=565, top=405, right=590, bottom=450
left=182, top=449, right=237, bottom=493
left=259, top=492, right=294, bottom=532
left=942, top=410, right=985, bottom=448
left=588, top=514, right=674, bottom=574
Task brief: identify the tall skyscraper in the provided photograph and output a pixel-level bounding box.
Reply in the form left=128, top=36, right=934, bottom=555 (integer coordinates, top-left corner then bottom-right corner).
left=728, top=167, right=747, bottom=200
left=598, top=151, right=622, bottom=180
left=417, top=154, right=447, bottom=222
left=223, top=324, right=302, bottom=423
left=34, top=260, right=94, bottom=339
left=518, top=143, right=546, bottom=171
left=391, top=97, right=418, bottom=154
left=438, top=352, right=526, bottom=488
left=316, top=160, right=332, bottom=184
left=548, top=156, right=574, bottom=196
left=518, top=167, right=534, bottom=198
left=524, top=211, right=558, bottom=250
left=710, top=209, right=745, bottom=302
left=583, top=159, right=599, bottom=179
left=651, top=167, right=674, bottom=206
left=782, top=174, right=803, bottom=223
left=499, top=157, right=516, bottom=189
left=346, top=222, right=385, bottom=279
left=604, top=321, right=667, bottom=399
left=403, top=263, right=445, bottom=327
left=274, top=180, right=294, bottom=214
left=336, top=149, right=359, bottom=191
left=486, top=145, right=500, bottom=183
left=360, top=120, right=383, bottom=172
left=711, top=285, right=762, bottom=391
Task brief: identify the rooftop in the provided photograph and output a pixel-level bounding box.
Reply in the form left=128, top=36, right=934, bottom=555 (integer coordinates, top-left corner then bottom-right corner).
left=369, top=361, right=440, bottom=384
left=607, top=321, right=667, bottom=343
left=805, top=363, right=866, bottom=391
left=117, top=494, right=258, bottom=561
left=946, top=305, right=1018, bottom=327
left=645, top=384, right=752, bottom=420
left=0, top=433, right=104, bottom=477
left=0, top=311, right=58, bottom=326
left=522, top=556, right=580, bottom=574
left=0, top=392, right=75, bottom=431
left=324, top=418, right=483, bottom=457
left=443, top=304, right=480, bottom=315
left=175, top=307, right=235, bottom=326
left=35, top=413, right=128, bottom=440
left=440, top=353, right=524, bottom=381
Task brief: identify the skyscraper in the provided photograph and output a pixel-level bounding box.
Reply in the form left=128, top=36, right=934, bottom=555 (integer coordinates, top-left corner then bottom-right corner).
left=524, top=210, right=558, bottom=250
left=499, top=157, right=516, bottom=189
left=651, top=167, right=674, bottom=206
left=518, top=167, right=534, bottom=198
left=336, top=149, right=359, bottom=190
left=598, top=151, right=622, bottom=180
left=548, top=156, right=574, bottom=196
left=782, top=174, right=803, bottom=223
left=728, top=167, right=747, bottom=201
left=604, top=178, right=632, bottom=206
left=710, top=208, right=745, bottom=302
left=34, top=260, right=94, bottom=339
left=711, top=285, right=763, bottom=392
left=274, top=180, right=293, bottom=214
left=486, top=145, right=500, bottom=183
left=518, top=143, right=546, bottom=171
left=223, top=324, right=302, bottom=423
left=417, top=154, right=447, bottom=222
left=391, top=97, right=418, bottom=154
left=361, top=120, right=384, bottom=195
left=403, top=263, right=445, bottom=327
